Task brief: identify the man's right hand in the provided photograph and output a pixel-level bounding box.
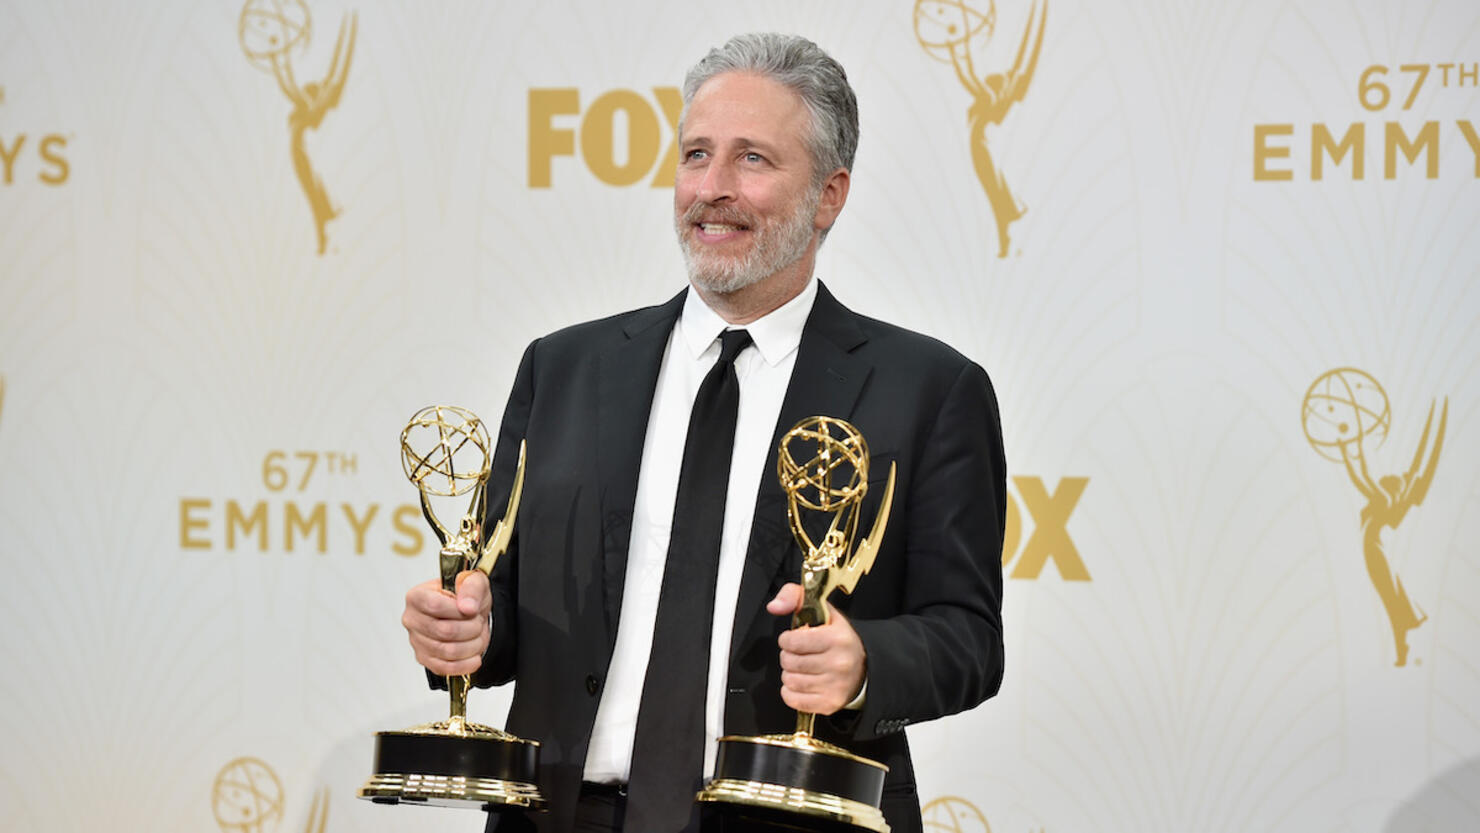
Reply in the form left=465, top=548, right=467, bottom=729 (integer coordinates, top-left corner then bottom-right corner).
left=402, top=570, right=492, bottom=676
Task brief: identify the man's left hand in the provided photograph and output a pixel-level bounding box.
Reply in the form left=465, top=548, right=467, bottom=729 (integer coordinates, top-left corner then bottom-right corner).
left=767, top=583, right=866, bottom=715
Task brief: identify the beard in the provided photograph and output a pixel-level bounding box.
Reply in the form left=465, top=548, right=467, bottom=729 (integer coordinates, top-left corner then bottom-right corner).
left=676, top=187, right=821, bottom=295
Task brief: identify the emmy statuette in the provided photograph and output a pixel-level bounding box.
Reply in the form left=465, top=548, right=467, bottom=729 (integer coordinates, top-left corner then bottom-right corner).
left=698, top=416, right=896, bottom=833
left=359, top=406, right=545, bottom=811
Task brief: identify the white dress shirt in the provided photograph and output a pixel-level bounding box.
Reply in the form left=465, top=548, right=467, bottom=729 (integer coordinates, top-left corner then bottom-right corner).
left=582, top=277, right=818, bottom=783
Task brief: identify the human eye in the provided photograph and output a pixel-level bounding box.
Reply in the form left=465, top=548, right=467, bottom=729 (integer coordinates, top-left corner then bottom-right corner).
left=683, top=147, right=709, bottom=162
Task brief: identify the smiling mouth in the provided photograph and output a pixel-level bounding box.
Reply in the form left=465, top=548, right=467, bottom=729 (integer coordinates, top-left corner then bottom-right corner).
left=699, top=222, right=748, bottom=234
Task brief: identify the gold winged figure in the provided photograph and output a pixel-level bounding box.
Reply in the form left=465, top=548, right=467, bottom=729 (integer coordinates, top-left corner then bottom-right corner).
left=916, top=0, right=1047, bottom=257
left=275, top=14, right=356, bottom=255
left=1341, top=398, right=1447, bottom=666
left=239, top=2, right=357, bottom=256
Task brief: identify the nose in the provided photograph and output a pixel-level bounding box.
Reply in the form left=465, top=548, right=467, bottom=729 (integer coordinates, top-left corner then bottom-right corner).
left=696, top=156, right=737, bottom=204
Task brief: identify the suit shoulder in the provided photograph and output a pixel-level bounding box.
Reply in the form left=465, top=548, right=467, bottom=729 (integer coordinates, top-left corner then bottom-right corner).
left=525, top=296, right=680, bottom=360
left=543, top=301, right=667, bottom=342
left=852, top=311, right=982, bottom=376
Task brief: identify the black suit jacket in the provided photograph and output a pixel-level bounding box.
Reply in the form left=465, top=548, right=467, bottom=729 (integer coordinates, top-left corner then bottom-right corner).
left=472, top=282, right=1006, bottom=833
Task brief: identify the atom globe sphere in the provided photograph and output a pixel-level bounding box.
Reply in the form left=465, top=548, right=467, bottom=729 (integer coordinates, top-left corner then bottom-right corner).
left=777, top=415, right=870, bottom=515
left=238, top=0, right=311, bottom=71
left=400, top=405, right=492, bottom=497
left=1302, top=367, right=1391, bottom=463
left=914, top=0, right=998, bottom=62
left=212, top=757, right=284, bottom=833
left=922, top=796, right=992, bottom=833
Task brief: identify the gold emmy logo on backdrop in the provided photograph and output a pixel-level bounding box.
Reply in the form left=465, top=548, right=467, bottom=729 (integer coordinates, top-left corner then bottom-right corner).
left=212, top=758, right=330, bottom=833
left=1302, top=368, right=1448, bottom=667
left=923, top=795, right=1046, bottom=833
left=699, top=416, right=897, bottom=832
left=914, top=0, right=1047, bottom=258
left=922, top=796, right=991, bottom=833
left=360, top=406, right=545, bottom=811
left=238, top=0, right=357, bottom=256
left=213, top=757, right=285, bottom=833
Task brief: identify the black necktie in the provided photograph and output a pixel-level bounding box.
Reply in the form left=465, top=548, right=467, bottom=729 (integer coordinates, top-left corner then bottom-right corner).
left=625, top=328, right=753, bottom=833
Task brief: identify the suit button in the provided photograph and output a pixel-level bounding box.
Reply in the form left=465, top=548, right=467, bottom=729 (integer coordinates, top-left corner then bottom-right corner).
left=585, top=674, right=600, bottom=696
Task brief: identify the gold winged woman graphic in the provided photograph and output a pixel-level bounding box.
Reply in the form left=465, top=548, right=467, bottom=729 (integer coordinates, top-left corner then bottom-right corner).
left=240, top=2, right=357, bottom=255
left=1303, top=368, right=1447, bottom=667
left=916, top=0, right=1046, bottom=258
left=1341, top=399, right=1446, bottom=666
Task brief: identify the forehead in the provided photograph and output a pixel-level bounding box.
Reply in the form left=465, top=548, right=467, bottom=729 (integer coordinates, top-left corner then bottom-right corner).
left=681, top=71, right=810, bottom=147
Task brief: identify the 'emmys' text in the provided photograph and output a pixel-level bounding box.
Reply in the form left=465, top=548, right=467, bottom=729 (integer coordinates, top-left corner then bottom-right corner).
left=177, top=449, right=426, bottom=556
left=1, top=134, right=69, bottom=186
left=1253, top=61, right=1479, bottom=181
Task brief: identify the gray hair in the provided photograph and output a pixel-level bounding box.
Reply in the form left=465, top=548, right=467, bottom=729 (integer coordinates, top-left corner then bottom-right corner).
left=681, top=33, right=859, bottom=187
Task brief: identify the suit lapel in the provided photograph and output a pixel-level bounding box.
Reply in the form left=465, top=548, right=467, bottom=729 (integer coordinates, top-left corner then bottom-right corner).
left=597, top=290, right=685, bottom=641
left=730, top=282, right=872, bottom=662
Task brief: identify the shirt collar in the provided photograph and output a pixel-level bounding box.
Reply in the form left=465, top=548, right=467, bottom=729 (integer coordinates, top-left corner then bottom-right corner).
left=678, top=277, right=818, bottom=367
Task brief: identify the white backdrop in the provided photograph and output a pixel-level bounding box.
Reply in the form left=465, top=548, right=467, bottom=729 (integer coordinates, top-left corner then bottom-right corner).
left=2, top=1, right=1478, bottom=831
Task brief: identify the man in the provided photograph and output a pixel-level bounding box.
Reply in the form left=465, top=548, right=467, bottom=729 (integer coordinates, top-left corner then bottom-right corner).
left=403, top=33, right=1006, bottom=833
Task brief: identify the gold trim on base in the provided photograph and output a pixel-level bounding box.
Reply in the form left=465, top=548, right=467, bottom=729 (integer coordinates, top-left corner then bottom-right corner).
left=394, top=718, right=532, bottom=742
left=359, top=772, right=545, bottom=810
left=720, top=733, right=889, bottom=771
left=696, top=777, right=889, bottom=833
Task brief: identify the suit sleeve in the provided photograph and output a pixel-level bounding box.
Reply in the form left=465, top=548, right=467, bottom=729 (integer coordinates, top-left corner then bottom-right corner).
left=466, top=338, right=542, bottom=688
left=842, top=360, right=1006, bottom=740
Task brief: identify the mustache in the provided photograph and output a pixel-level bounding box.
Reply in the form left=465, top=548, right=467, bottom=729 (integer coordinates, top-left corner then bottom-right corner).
left=680, top=202, right=755, bottom=228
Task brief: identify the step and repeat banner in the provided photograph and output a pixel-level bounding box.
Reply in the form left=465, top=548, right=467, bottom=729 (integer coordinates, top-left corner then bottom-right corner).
left=2, top=0, right=1477, bottom=831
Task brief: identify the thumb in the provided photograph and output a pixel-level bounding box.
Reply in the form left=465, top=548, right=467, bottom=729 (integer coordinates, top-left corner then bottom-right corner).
left=454, top=570, right=490, bottom=618
left=767, top=582, right=804, bottom=616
